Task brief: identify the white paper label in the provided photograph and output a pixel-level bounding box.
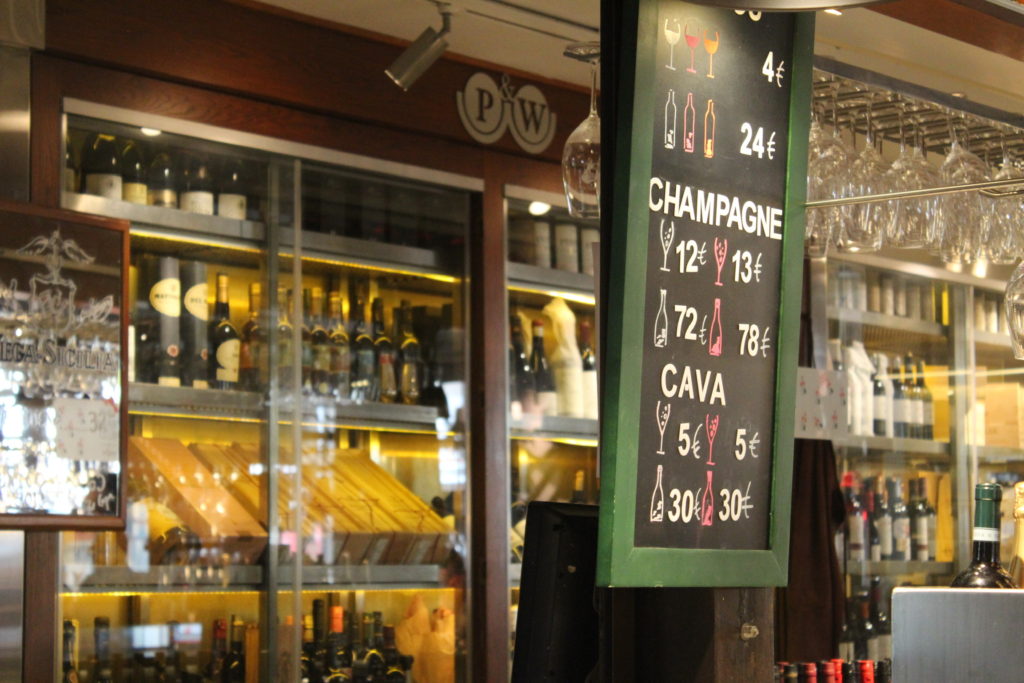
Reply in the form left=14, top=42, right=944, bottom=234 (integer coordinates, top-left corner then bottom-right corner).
left=180, top=190, right=215, bottom=215
left=973, top=527, right=999, bottom=542
left=85, top=173, right=122, bottom=200
left=215, top=339, right=241, bottom=383
left=217, top=193, right=247, bottom=219
left=149, top=278, right=181, bottom=317
left=54, top=397, right=120, bottom=462
left=183, top=283, right=209, bottom=321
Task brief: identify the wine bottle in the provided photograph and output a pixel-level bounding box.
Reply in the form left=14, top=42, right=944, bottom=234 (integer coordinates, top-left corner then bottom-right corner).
left=842, top=472, right=866, bottom=564
left=299, top=613, right=316, bottom=683
left=209, top=273, right=241, bottom=390
left=142, top=255, right=182, bottom=387
left=889, top=477, right=910, bottom=562
left=876, top=659, right=891, bottom=683
left=180, top=154, right=215, bottom=215
left=121, top=138, right=148, bottom=204
left=891, top=356, right=909, bottom=438
left=907, top=478, right=922, bottom=561
left=917, top=359, right=934, bottom=440
left=837, top=603, right=855, bottom=662
left=905, top=355, right=924, bottom=439
left=856, top=592, right=878, bottom=662
left=1008, top=482, right=1024, bottom=587
left=205, top=618, right=228, bottom=681
left=863, top=481, right=881, bottom=563
left=397, top=301, right=421, bottom=405
left=276, top=288, right=295, bottom=391
left=530, top=320, right=557, bottom=416
left=82, top=133, right=122, bottom=200
left=62, top=619, right=80, bottom=683
left=359, top=613, right=385, bottom=676
left=663, top=89, right=677, bottom=149
left=148, top=151, right=178, bottom=208
left=93, top=616, right=114, bottom=683
left=921, top=477, right=937, bottom=561
left=323, top=606, right=351, bottom=682
left=870, top=576, right=892, bottom=662
left=300, top=289, right=315, bottom=394
left=683, top=91, right=696, bottom=153
left=310, top=289, right=332, bottom=397
left=703, top=99, right=716, bottom=158
left=239, top=283, right=263, bottom=392
left=858, top=659, right=876, bottom=683
left=951, top=482, right=1016, bottom=588
left=871, top=354, right=888, bottom=438
left=217, top=158, right=248, bottom=220
left=579, top=319, right=599, bottom=420
left=350, top=297, right=376, bottom=402
left=382, top=625, right=405, bottom=682
left=179, top=260, right=210, bottom=389
left=312, top=599, right=328, bottom=681
left=64, top=135, right=79, bottom=194
left=874, top=477, right=893, bottom=561
left=798, top=662, right=817, bottom=683
left=327, top=292, right=351, bottom=400
left=223, top=618, right=245, bottom=682
left=509, top=315, right=535, bottom=418
left=373, top=298, right=398, bottom=403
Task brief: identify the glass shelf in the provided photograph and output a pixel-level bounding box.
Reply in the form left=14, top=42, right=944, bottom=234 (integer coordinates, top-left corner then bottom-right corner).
left=975, top=329, right=1012, bottom=349
left=827, top=305, right=947, bottom=338
left=63, top=564, right=444, bottom=594
left=975, top=445, right=1024, bottom=463
left=832, top=435, right=949, bottom=459
left=128, top=383, right=443, bottom=432
left=506, top=261, right=596, bottom=306
left=510, top=415, right=599, bottom=445
left=845, top=561, right=954, bottom=576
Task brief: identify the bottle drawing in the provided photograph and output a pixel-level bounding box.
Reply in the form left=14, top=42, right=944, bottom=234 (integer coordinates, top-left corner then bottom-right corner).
left=654, top=288, right=669, bottom=348
left=656, top=400, right=671, bottom=454
left=664, top=90, right=677, bottom=149
left=650, top=465, right=665, bottom=523
left=683, top=92, right=696, bottom=153
left=708, top=297, right=723, bottom=356
left=704, top=99, right=716, bottom=159
left=701, top=469, right=714, bottom=526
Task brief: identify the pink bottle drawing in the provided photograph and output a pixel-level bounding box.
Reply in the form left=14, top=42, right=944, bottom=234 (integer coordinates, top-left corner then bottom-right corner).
left=708, top=298, right=723, bottom=356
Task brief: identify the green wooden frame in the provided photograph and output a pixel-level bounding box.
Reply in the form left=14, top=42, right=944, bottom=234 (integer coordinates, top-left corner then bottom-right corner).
left=596, top=1, right=814, bottom=587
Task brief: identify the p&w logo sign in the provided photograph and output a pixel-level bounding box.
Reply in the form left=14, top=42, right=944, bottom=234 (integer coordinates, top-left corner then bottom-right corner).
left=457, top=73, right=556, bottom=154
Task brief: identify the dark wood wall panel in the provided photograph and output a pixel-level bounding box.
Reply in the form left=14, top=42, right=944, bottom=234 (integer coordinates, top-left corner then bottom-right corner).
left=871, top=0, right=1024, bottom=62
left=45, top=0, right=589, bottom=166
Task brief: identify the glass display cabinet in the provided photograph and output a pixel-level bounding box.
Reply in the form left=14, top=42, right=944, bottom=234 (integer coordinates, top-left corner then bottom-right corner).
left=502, top=186, right=600, bottom=653
left=57, top=101, right=473, bottom=682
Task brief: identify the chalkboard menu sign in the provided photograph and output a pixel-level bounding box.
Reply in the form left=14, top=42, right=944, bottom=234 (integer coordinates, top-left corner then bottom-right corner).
left=0, top=201, right=128, bottom=530
left=597, top=2, right=812, bottom=587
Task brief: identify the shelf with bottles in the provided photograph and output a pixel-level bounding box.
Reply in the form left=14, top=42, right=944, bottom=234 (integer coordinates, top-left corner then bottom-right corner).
left=505, top=197, right=599, bottom=304
left=827, top=263, right=948, bottom=338
left=839, top=468, right=954, bottom=574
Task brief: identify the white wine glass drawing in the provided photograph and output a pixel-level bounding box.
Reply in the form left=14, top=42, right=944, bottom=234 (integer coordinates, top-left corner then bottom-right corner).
left=664, top=18, right=681, bottom=70
left=561, top=42, right=601, bottom=219
left=659, top=219, right=674, bottom=272
left=704, top=27, right=720, bottom=79
left=683, top=19, right=700, bottom=74
left=656, top=400, right=671, bottom=454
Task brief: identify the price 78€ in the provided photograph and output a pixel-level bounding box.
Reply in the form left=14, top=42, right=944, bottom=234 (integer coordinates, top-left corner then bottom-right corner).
left=667, top=303, right=772, bottom=357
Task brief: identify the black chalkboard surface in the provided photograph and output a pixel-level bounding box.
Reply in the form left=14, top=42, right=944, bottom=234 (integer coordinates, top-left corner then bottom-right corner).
left=597, top=1, right=812, bottom=586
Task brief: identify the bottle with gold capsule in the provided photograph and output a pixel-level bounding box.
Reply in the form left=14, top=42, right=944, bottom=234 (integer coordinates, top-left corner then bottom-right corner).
left=397, top=300, right=421, bottom=405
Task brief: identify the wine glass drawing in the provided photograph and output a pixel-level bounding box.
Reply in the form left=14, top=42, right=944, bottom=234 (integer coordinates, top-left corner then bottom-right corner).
left=683, top=19, right=700, bottom=74
left=659, top=219, right=674, bottom=271
left=664, top=18, right=681, bottom=70
left=713, top=237, right=728, bottom=286
left=704, top=27, right=720, bottom=79
left=656, top=400, right=671, bottom=454
left=561, top=42, right=601, bottom=219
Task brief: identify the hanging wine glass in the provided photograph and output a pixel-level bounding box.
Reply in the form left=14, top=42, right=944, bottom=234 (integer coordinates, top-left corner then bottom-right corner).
left=1005, top=260, right=1024, bottom=359
left=982, top=137, right=1023, bottom=264
left=805, top=107, right=832, bottom=257
left=936, top=115, right=990, bottom=264
left=887, top=112, right=939, bottom=249
left=562, top=42, right=600, bottom=220
left=838, top=101, right=889, bottom=253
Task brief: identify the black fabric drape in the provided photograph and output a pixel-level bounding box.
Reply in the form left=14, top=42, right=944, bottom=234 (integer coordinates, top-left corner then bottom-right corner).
left=775, top=259, right=846, bottom=662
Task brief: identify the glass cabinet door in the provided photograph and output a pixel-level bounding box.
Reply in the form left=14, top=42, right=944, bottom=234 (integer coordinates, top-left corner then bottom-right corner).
left=58, top=106, right=471, bottom=682
left=503, top=189, right=599, bottom=651
left=825, top=258, right=958, bottom=658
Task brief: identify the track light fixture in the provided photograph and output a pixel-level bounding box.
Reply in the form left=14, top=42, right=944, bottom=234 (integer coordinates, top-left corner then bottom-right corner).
left=386, top=2, right=453, bottom=91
